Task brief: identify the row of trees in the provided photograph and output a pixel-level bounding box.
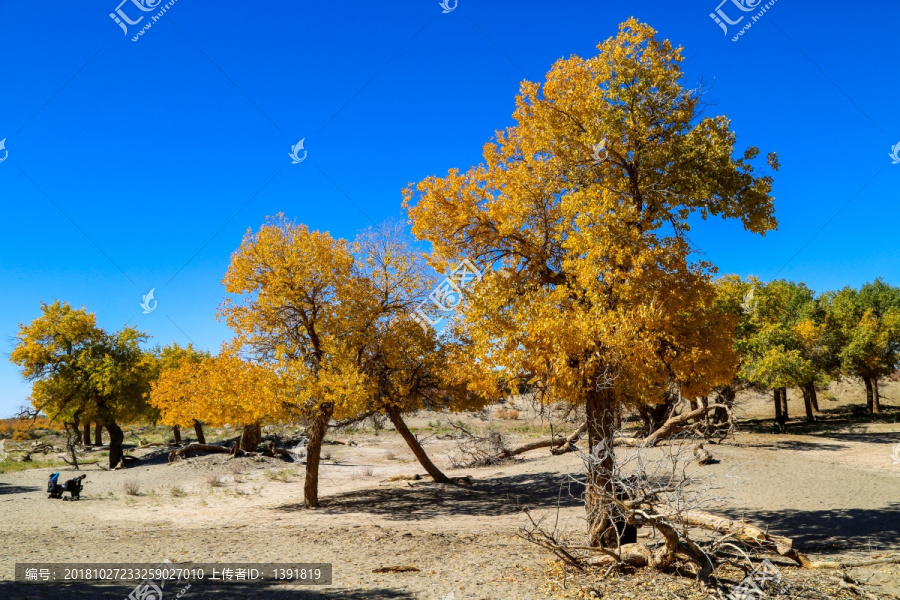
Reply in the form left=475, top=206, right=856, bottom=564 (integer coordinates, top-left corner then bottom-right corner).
left=9, top=20, right=898, bottom=558
left=717, top=277, right=900, bottom=421
left=8, top=303, right=210, bottom=468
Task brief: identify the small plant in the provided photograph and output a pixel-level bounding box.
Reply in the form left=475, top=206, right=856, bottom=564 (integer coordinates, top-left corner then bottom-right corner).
left=363, top=467, right=374, bottom=477
left=265, top=469, right=290, bottom=482
left=322, top=451, right=332, bottom=461
left=171, top=486, right=187, bottom=498
left=123, top=480, right=140, bottom=496
left=229, top=462, right=244, bottom=483
left=384, top=451, right=396, bottom=461
left=206, top=473, right=223, bottom=487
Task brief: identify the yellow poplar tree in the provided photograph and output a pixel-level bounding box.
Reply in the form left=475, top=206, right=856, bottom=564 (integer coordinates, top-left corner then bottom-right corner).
left=219, top=215, right=373, bottom=508
left=404, top=19, right=777, bottom=547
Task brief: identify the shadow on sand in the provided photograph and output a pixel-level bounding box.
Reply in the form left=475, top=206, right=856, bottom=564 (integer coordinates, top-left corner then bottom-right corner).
left=275, top=471, right=585, bottom=521
left=721, top=503, right=900, bottom=554
left=0, top=582, right=415, bottom=600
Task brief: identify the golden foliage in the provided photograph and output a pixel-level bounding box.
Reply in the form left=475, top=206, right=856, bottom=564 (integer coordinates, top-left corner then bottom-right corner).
left=404, top=19, right=775, bottom=407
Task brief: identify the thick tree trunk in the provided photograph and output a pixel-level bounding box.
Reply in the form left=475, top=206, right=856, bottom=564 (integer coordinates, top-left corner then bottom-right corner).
left=873, top=378, right=881, bottom=414
left=804, top=383, right=820, bottom=412
left=94, top=423, right=103, bottom=446
left=72, top=413, right=83, bottom=448
left=304, top=403, right=334, bottom=508
left=388, top=408, right=449, bottom=483
left=106, top=420, right=124, bottom=469
left=193, top=420, right=206, bottom=444
left=173, top=425, right=182, bottom=445
left=239, top=423, right=261, bottom=452
left=585, top=387, right=626, bottom=548
left=801, top=386, right=815, bottom=422
left=780, top=388, right=789, bottom=419
left=773, top=389, right=783, bottom=421
left=863, top=376, right=874, bottom=413
left=82, top=423, right=92, bottom=446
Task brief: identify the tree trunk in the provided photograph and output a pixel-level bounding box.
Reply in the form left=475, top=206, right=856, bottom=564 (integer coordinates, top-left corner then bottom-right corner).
left=82, top=423, right=92, bottom=446
left=388, top=408, right=449, bottom=483
left=239, top=423, right=261, bottom=452
left=773, top=389, right=783, bottom=421
left=94, top=423, right=103, bottom=446
left=72, top=412, right=83, bottom=448
left=872, top=378, right=881, bottom=414
left=173, top=425, right=182, bottom=445
left=106, top=420, right=124, bottom=469
left=193, top=420, right=206, bottom=445
left=585, top=387, right=625, bottom=548
left=780, top=388, right=789, bottom=419
left=863, top=376, right=874, bottom=413
left=801, top=385, right=815, bottom=422
left=304, top=403, right=334, bottom=508
left=804, top=383, right=820, bottom=412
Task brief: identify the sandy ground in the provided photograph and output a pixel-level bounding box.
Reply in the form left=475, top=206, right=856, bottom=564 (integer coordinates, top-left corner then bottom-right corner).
left=1, top=386, right=899, bottom=600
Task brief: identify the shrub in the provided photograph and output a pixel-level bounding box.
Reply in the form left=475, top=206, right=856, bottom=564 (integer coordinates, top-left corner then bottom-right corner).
left=123, top=480, right=140, bottom=496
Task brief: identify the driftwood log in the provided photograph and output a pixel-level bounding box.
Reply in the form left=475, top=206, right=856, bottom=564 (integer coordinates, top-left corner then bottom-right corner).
left=684, top=512, right=900, bottom=569
left=614, top=404, right=731, bottom=448
left=168, top=443, right=231, bottom=462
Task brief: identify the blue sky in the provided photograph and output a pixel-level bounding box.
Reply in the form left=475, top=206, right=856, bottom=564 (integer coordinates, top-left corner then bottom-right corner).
left=1, top=0, right=898, bottom=416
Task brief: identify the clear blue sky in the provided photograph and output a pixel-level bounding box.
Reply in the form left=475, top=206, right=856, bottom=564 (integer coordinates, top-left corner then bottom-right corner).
left=1, top=0, right=898, bottom=416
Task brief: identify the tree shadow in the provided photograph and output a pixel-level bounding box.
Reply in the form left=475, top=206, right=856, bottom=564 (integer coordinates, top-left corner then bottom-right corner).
left=720, top=503, right=900, bottom=554
left=0, top=582, right=414, bottom=599
left=0, top=482, right=41, bottom=495
left=275, top=472, right=584, bottom=521
left=770, top=441, right=849, bottom=452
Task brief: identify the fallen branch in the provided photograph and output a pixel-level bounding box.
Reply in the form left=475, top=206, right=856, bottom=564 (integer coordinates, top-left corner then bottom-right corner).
left=168, top=443, right=231, bottom=462
left=468, top=422, right=588, bottom=466
left=615, top=404, right=732, bottom=448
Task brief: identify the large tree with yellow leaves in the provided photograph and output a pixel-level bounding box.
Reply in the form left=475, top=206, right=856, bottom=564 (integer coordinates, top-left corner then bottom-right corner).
left=405, top=19, right=778, bottom=547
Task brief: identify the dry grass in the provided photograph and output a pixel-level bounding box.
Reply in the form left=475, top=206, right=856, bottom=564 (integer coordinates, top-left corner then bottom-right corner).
left=123, top=480, right=140, bottom=496
left=384, top=451, right=396, bottom=461
left=206, top=473, right=223, bottom=487
left=170, top=486, right=187, bottom=498
left=265, top=469, right=291, bottom=483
